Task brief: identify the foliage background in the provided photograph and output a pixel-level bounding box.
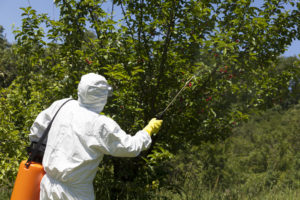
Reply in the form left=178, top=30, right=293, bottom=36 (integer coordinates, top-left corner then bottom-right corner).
left=0, top=0, right=300, bottom=199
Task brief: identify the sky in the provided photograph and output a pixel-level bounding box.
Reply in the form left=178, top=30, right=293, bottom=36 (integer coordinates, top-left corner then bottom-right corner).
left=0, top=0, right=299, bottom=57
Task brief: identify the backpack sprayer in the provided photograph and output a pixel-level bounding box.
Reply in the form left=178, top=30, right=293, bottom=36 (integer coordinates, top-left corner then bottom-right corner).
left=10, top=99, right=73, bottom=200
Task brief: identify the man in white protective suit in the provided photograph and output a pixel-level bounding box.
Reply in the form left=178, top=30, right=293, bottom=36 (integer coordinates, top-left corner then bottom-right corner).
left=29, top=73, right=163, bottom=200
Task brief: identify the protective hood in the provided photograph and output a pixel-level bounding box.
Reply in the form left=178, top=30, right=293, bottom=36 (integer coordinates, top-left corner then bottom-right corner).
left=77, top=73, right=110, bottom=113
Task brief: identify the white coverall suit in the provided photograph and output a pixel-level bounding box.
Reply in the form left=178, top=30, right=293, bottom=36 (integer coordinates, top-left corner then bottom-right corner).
left=29, top=73, right=152, bottom=200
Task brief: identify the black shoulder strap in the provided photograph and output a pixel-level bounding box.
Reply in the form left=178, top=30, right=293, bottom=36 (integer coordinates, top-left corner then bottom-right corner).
left=25, top=99, right=73, bottom=167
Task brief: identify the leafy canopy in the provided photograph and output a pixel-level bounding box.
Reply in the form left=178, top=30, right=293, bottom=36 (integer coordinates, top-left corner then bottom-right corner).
left=0, top=0, right=299, bottom=198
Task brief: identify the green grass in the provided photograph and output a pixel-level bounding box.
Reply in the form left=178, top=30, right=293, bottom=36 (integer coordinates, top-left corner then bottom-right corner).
left=1, top=186, right=300, bottom=200
left=155, top=187, right=300, bottom=200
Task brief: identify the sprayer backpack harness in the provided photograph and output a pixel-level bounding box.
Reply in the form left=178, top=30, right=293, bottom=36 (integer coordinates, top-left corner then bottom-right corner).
left=25, top=99, right=73, bottom=168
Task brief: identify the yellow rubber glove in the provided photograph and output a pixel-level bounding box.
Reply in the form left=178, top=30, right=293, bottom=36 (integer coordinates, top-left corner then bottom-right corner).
left=143, top=118, right=163, bottom=136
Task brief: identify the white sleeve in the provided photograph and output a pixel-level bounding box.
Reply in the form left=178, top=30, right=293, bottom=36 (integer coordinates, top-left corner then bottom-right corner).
left=93, top=116, right=152, bottom=157
left=29, top=98, right=69, bottom=143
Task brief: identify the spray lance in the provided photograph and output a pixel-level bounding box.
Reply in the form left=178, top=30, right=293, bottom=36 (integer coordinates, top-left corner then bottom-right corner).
left=144, top=65, right=222, bottom=156
left=143, top=74, right=197, bottom=156
left=155, top=74, right=196, bottom=120
left=154, top=62, right=222, bottom=120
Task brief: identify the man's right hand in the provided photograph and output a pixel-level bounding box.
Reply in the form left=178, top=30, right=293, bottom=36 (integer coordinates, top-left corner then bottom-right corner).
left=143, top=118, right=163, bottom=136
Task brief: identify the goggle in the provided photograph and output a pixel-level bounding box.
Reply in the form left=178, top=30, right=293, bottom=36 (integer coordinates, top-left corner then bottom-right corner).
left=107, top=85, right=113, bottom=97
